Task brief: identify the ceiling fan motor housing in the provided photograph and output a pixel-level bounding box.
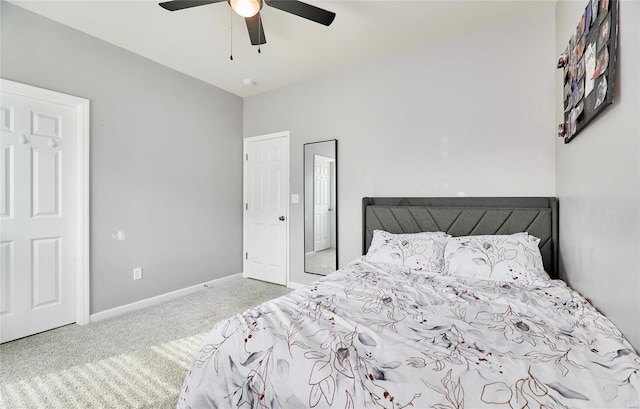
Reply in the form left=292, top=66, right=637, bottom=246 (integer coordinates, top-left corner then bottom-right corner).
left=159, top=0, right=335, bottom=46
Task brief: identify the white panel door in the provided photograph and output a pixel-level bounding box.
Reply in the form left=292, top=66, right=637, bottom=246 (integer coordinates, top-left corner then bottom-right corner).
left=313, top=155, right=332, bottom=252
left=243, top=133, right=289, bottom=286
left=0, top=91, right=77, bottom=343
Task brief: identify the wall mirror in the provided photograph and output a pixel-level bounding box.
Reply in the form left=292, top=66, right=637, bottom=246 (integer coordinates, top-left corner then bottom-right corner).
left=304, top=140, right=337, bottom=275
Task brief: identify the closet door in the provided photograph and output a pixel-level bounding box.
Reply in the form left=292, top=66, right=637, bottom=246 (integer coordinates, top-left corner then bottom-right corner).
left=1, top=90, right=77, bottom=342
left=243, top=132, right=289, bottom=286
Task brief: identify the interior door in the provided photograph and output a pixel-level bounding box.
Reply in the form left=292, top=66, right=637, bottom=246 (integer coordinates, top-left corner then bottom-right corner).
left=243, top=133, right=289, bottom=286
left=0, top=91, right=77, bottom=343
left=313, top=155, right=332, bottom=252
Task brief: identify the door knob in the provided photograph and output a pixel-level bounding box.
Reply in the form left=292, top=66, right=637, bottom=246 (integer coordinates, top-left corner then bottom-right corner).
left=279, top=216, right=286, bottom=221
left=18, top=134, right=27, bottom=144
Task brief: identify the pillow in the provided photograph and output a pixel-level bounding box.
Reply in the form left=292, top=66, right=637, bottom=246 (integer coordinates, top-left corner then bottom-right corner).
left=443, top=233, right=550, bottom=285
left=365, top=230, right=451, bottom=273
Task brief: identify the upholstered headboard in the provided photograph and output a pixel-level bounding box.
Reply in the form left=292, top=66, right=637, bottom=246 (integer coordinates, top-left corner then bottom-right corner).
left=362, top=197, right=559, bottom=279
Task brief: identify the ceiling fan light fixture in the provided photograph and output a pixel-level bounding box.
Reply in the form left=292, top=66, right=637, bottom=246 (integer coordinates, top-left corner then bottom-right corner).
left=229, top=0, right=262, bottom=18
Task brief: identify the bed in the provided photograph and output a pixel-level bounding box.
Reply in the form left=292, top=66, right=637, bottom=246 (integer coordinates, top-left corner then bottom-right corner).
left=177, top=197, right=640, bottom=409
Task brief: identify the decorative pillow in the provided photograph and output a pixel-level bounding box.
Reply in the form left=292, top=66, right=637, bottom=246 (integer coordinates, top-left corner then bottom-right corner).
left=443, top=233, right=550, bottom=285
left=365, top=230, right=451, bottom=273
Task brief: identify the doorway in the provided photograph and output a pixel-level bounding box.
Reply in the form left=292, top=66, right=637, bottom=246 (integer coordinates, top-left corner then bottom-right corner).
left=242, top=132, right=289, bottom=286
left=0, top=79, right=90, bottom=343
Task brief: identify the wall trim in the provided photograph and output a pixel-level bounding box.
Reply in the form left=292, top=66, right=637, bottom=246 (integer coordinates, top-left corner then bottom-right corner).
left=90, top=273, right=242, bottom=322
left=287, top=281, right=306, bottom=290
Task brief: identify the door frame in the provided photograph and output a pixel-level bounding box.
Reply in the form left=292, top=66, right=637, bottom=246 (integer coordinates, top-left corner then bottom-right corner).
left=1, top=78, right=91, bottom=325
left=242, top=131, right=290, bottom=286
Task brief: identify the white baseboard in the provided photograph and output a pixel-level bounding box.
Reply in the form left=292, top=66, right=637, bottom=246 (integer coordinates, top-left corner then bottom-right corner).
left=287, top=281, right=306, bottom=290
left=90, top=273, right=242, bottom=323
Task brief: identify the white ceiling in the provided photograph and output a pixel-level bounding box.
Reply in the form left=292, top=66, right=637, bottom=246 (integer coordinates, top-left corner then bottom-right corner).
left=9, top=0, right=554, bottom=97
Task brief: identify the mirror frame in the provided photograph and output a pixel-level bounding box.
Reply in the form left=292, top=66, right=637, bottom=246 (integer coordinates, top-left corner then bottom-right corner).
left=303, top=139, right=338, bottom=275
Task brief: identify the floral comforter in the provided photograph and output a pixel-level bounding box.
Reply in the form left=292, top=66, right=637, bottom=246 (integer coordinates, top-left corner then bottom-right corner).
left=177, top=259, right=640, bottom=409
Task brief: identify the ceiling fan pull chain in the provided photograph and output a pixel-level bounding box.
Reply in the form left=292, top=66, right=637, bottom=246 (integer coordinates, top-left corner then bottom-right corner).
left=230, top=7, right=234, bottom=61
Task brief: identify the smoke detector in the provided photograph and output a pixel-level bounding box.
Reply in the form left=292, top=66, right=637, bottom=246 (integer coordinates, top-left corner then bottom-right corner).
left=243, top=79, right=256, bottom=87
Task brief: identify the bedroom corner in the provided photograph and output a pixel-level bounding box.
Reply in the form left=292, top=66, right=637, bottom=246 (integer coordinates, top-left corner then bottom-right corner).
left=555, top=0, right=640, bottom=352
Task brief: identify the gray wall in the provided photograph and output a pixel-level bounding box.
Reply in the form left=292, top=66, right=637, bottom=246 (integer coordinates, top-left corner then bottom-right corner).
left=1, top=2, right=244, bottom=313
left=555, top=0, right=640, bottom=352
left=244, top=9, right=557, bottom=286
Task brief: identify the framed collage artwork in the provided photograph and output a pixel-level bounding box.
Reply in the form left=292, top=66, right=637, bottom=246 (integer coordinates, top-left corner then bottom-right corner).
left=558, top=0, right=619, bottom=143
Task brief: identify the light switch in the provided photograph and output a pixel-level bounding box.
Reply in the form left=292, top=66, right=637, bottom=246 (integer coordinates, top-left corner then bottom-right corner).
left=291, top=194, right=299, bottom=203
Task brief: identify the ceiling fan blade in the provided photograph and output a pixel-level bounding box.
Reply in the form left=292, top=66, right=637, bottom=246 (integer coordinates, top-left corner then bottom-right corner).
left=245, top=14, right=267, bottom=45
left=159, top=0, right=225, bottom=11
left=265, top=0, right=335, bottom=26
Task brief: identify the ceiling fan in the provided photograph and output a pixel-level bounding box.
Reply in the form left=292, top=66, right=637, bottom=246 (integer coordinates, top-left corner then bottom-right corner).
left=159, top=0, right=336, bottom=46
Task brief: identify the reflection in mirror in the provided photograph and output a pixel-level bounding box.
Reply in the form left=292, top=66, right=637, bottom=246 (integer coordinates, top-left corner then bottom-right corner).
left=304, top=140, right=337, bottom=275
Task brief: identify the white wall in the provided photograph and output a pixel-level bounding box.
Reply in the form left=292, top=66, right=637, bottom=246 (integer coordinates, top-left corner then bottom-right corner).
left=1, top=3, right=244, bottom=313
left=245, top=9, right=557, bottom=285
left=555, top=0, right=640, bottom=352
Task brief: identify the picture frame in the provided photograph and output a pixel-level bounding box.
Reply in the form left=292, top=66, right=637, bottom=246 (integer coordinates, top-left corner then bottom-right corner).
left=558, top=0, right=618, bottom=143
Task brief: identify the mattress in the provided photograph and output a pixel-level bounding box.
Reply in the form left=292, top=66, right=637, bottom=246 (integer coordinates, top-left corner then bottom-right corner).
left=176, top=258, right=640, bottom=408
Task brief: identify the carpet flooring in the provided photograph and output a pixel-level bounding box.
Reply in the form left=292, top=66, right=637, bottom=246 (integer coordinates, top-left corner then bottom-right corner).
left=0, top=277, right=292, bottom=409
left=305, top=248, right=336, bottom=275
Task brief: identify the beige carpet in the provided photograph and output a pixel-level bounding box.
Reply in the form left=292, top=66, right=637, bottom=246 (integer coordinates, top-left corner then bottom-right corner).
left=305, top=248, right=336, bottom=275
left=0, top=277, right=292, bottom=409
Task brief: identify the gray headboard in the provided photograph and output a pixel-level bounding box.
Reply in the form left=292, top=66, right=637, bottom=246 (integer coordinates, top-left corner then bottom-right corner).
left=362, top=197, right=559, bottom=279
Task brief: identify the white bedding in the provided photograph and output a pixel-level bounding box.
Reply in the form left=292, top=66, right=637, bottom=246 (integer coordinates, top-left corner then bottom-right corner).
left=177, top=259, right=640, bottom=408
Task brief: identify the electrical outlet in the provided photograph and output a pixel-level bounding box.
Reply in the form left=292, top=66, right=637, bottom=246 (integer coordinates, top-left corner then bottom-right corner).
left=133, top=267, right=143, bottom=280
